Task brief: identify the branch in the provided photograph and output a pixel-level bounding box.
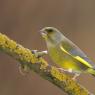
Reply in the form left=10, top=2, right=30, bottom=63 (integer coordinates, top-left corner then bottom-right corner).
left=0, top=33, right=93, bottom=95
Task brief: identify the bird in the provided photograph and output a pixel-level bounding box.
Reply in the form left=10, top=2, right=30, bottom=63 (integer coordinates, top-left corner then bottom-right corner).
left=40, top=27, right=95, bottom=79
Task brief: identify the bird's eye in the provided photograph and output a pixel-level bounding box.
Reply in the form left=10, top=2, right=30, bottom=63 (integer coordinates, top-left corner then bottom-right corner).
left=46, top=28, right=53, bottom=33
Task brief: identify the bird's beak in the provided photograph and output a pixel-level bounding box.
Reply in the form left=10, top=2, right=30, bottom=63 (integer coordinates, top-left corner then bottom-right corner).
left=40, top=30, right=47, bottom=39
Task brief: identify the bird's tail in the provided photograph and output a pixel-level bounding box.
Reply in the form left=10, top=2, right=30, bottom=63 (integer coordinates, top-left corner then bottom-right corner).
left=87, top=68, right=95, bottom=76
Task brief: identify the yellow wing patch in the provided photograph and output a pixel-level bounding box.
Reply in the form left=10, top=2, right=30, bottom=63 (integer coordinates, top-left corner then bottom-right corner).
left=75, top=56, right=92, bottom=68
left=60, top=45, right=93, bottom=68
left=60, top=45, right=70, bottom=54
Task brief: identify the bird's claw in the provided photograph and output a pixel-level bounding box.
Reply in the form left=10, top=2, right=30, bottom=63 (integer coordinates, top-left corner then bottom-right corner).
left=72, top=73, right=80, bottom=80
left=32, top=50, right=48, bottom=58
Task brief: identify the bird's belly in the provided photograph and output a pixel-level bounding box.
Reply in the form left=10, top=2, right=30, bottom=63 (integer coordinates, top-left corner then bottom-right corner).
left=48, top=47, right=84, bottom=72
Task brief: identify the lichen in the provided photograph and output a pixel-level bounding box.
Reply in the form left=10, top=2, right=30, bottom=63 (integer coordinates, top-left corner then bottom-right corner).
left=0, top=33, right=39, bottom=63
left=50, top=66, right=67, bottom=81
left=0, top=33, right=93, bottom=95
left=40, top=58, right=48, bottom=70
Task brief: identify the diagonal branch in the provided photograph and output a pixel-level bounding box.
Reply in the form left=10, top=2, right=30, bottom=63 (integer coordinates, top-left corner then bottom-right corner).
left=0, top=33, right=93, bottom=95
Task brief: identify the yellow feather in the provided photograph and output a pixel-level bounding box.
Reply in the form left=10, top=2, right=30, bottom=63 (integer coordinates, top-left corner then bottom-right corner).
left=60, top=45, right=92, bottom=68
left=75, top=56, right=92, bottom=68
left=60, top=45, right=70, bottom=55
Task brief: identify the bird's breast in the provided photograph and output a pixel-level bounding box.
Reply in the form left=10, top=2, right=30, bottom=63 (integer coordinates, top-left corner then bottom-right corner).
left=47, top=44, right=83, bottom=71
left=48, top=44, right=69, bottom=65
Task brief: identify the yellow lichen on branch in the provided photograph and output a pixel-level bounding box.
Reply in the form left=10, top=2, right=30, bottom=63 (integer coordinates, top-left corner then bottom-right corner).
left=0, top=33, right=93, bottom=95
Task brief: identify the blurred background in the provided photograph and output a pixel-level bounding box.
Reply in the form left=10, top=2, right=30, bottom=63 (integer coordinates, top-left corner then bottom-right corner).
left=0, top=0, right=95, bottom=95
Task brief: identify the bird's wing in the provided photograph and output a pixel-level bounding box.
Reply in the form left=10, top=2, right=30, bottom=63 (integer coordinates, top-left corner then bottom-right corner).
left=60, top=40, right=95, bottom=68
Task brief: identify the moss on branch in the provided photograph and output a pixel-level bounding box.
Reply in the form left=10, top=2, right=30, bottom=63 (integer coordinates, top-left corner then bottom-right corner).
left=0, top=33, right=93, bottom=95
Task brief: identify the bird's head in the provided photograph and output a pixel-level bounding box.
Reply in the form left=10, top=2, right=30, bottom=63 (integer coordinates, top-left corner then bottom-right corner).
left=40, top=27, right=62, bottom=43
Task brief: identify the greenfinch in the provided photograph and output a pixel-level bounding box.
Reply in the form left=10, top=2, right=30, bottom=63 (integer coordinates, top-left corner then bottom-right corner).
left=40, top=27, right=95, bottom=79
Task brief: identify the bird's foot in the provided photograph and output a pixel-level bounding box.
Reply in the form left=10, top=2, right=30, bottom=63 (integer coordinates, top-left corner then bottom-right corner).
left=72, top=73, right=80, bottom=80
left=58, top=68, right=73, bottom=73
left=58, top=68, right=80, bottom=80
left=32, top=50, right=48, bottom=58
left=57, top=68, right=71, bottom=73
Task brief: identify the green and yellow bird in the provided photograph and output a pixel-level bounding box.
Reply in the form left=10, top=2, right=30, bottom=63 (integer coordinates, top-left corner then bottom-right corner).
left=40, top=27, right=95, bottom=79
